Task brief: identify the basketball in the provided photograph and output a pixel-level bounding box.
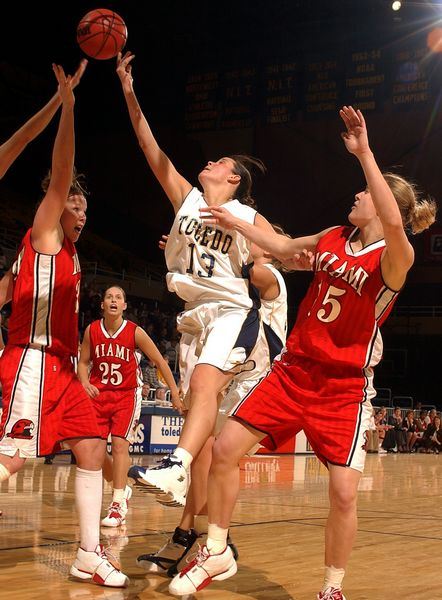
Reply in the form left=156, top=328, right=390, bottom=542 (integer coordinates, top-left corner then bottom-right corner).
left=77, top=8, right=127, bottom=60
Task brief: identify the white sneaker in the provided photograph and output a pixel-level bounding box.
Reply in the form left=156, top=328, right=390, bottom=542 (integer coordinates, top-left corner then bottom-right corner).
left=101, top=485, right=132, bottom=527
left=70, top=544, right=129, bottom=587
left=101, top=502, right=127, bottom=527
left=169, top=544, right=237, bottom=595
left=156, top=491, right=186, bottom=508
left=128, top=456, right=188, bottom=504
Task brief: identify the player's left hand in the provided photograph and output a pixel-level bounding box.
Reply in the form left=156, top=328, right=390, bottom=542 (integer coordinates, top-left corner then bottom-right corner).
left=340, top=105, right=370, bottom=156
left=200, top=206, right=238, bottom=230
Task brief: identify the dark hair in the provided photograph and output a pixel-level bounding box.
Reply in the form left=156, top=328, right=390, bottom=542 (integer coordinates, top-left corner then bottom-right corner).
left=41, top=166, right=88, bottom=198
left=103, top=285, right=126, bottom=301
left=228, top=154, right=266, bottom=208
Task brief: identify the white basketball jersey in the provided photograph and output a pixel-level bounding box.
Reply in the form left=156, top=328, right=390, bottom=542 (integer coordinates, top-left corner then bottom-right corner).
left=260, top=263, right=287, bottom=347
left=165, top=187, right=257, bottom=308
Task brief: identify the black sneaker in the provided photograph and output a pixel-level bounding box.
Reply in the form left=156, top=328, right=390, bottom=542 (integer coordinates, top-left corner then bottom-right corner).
left=137, top=527, right=198, bottom=575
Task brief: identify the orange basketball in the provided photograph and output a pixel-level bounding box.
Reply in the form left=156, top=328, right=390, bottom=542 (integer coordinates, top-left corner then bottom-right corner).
left=77, top=8, right=127, bottom=60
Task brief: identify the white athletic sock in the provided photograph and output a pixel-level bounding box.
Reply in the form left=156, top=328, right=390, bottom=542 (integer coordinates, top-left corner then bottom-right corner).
left=207, top=523, right=228, bottom=554
left=194, top=514, right=208, bottom=535
left=323, top=565, right=345, bottom=591
left=112, top=488, right=125, bottom=504
left=75, top=468, right=103, bottom=552
left=172, top=447, right=193, bottom=469
left=0, top=464, right=11, bottom=482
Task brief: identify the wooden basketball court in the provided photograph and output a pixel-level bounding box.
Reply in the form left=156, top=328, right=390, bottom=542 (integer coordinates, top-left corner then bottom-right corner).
left=1, top=453, right=441, bottom=599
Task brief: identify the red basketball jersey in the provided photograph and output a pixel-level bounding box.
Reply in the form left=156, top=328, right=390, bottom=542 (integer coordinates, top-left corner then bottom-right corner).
left=89, top=319, right=142, bottom=391
left=8, top=229, right=81, bottom=357
left=286, top=226, right=399, bottom=372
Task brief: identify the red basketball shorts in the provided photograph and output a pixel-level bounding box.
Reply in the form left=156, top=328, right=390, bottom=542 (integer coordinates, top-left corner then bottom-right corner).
left=92, top=387, right=141, bottom=443
left=232, top=353, right=373, bottom=472
left=0, top=345, right=101, bottom=458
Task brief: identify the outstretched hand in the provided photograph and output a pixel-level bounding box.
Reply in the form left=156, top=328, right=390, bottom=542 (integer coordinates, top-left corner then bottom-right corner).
left=70, top=59, right=88, bottom=90
left=116, top=51, right=135, bottom=92
left=53, top=64, right=75, bottom=107
left=282, top=249, right=314, bottom=272
left=340, top=105, right=370, bottom=156
left=199, top=206, right=238, bottom=230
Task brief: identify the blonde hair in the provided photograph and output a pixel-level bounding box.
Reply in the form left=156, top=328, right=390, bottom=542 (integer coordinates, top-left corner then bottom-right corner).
left=383, top=172, right=437, bottom=234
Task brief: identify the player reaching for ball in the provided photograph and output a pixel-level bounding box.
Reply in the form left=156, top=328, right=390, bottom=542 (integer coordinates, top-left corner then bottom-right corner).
left=167, top=106, right=437, bottom=599
left=0, top=60, right=85, bottom=519
left=0, top=63, right=128, bottom=588
left=0, top=59, right=87, bottom=179
left=116, top=50, right=284, bottom=507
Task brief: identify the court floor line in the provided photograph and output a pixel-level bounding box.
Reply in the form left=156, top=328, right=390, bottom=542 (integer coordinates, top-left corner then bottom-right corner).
left=2, top=513, right=441, bottom=554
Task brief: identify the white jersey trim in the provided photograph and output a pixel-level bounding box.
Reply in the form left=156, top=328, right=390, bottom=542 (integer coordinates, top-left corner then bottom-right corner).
left=30, top=253, right=56, bottom=347
left=100, top=319, right=128, bottom=339
left=345, top=227, right=386, bottom=257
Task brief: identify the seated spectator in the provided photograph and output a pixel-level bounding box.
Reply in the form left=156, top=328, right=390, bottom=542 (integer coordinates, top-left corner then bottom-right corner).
left=422, top=415, right=442, bottom=453
left=424, top=408, right=437, bottom=426
left=382, top=407, right=407, bottom=452
left=402, top=410, right=418, bottom=452
left=375, top=407, right=389, bottom=454
left=143, top=357, right=168, bottom=402
left=366, top=408, right=379, bottom=453
left=414, top=410, right=427, bottom=451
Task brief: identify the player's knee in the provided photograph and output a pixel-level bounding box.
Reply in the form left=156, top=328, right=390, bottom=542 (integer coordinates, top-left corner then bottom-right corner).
left=330, top=485, right=358, bottom=512
left=211, top=437, right=236, bottom=471
left=111, top=440, right=129, bottom=456
left=74, top=439, right=105, bottom=470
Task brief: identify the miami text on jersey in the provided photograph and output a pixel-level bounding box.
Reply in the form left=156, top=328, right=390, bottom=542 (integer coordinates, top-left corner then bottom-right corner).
left=315, top=251, right=369, bottom=296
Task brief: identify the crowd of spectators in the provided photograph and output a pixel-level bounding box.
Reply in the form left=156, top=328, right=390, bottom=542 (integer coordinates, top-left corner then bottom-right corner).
left=367, top=406, right=442, bottom=454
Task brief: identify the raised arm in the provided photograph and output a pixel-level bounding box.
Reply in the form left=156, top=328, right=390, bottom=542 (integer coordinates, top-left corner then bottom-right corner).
left=135, top=327, right=182, bottom=412
left=31, top=64, right=76, bottom=254
left=116, top=52, right=192, bottom=212
left=0, top=60, right=87, bottom=180
left=340, top=106, right=414, bottom=289
left=77, top=326, right=100, bottom=398
left=201, top=208, right=333, bottom=261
